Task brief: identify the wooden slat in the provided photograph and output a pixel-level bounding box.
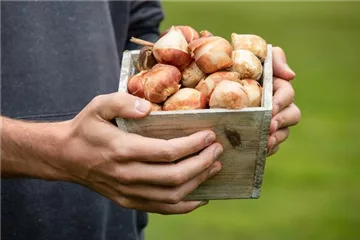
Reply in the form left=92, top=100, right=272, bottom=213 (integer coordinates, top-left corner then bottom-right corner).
left=251, top=45, right=273, bottom=198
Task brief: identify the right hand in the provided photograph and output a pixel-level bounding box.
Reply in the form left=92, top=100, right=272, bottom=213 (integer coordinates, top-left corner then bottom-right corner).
left=55, top=92, right=223, bottom=215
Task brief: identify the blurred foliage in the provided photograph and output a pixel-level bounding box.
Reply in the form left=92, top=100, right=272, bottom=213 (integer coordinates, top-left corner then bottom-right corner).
left=146, top=1, right=360, bottom=240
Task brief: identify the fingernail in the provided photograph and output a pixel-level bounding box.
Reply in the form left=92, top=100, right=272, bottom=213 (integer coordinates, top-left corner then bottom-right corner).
left=213, top=147, right=223, bottom=159
left=135, top=99, right=151, bottom=113
left=205, top=133, right=216, bottom=145
left=285, top=64, right=295, bottom=76
left=198, top=201, right=209, bottom=207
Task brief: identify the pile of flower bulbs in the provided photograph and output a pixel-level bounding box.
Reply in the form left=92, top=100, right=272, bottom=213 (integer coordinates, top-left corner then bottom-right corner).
left=128, top=25, right=268, bottom=111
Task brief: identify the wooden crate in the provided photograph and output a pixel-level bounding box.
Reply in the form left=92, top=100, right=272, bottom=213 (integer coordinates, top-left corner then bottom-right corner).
left=116, top=45, right=273, bottom=200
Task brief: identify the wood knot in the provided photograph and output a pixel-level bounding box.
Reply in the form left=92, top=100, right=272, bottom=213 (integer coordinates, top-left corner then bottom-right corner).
left=224, top=128, right=242, bottom=149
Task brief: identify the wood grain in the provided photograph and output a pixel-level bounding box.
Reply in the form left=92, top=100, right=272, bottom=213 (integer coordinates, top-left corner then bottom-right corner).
left=116, top=45, right=273, bottom=200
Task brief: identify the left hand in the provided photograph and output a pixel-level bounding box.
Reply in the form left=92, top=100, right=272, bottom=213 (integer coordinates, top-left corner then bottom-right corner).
left=267, top=47, right=301, bottom=156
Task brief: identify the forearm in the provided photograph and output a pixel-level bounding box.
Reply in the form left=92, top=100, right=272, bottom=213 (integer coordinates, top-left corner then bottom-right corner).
left=1, top=116, right=70, bottom=181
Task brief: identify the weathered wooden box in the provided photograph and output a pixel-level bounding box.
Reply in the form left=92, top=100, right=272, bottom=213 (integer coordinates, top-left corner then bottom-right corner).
left=116, top=45, right=273, bottom=200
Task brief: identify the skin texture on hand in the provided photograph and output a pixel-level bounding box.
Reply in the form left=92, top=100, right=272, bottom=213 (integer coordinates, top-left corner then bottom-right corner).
left=63, top=93, right=224, bottom=214
left=267, top=47, right=302, bottom=156
left=1, top=92, right=223, bottom=215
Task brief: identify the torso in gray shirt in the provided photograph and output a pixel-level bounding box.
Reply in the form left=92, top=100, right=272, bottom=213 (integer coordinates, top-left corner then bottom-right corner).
left=1, top=1, right=164, bottom=239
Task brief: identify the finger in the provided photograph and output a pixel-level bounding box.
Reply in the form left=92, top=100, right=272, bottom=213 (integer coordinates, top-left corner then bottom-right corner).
left=116, top=129, right=218, bottom=163
left=101, top=142, right=223, bottom=186
left=90, top=92, right=152, bottom=120
left=114, top=195, right=209, bottom=215
left=272, top=46, right=296, bottom=80
left=272, top=78, right=295, bottom=117
left=267, top=144, right=280, bottom=157
left=113, top=161, right=221, bottom=204
left=270, top=103, right=301, bottom=133
left=268, top=128, right=289, bottom=151
left=86, top=181, right=209, bottom=214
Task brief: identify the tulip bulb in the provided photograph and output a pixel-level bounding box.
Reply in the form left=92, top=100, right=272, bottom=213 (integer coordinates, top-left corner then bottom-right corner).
left=152, top=26, right=191, bottom=70
left=232, top=49, right=263, bottom=80
left=231, top=33, right=268, bottom=62
left=240, top=79, right=263, bottom=107
left=181, top=61, right=206, bottom=88
left=161, top=25, right=200, bottom=43
left=163, top=88, right=206, bottom=111
left=188, top=36, right=233, bottom=74
left=127, top=70, right=149, bottom=98
left=136, top=46, right=158, bottom=71
left=143, top=64, right=181, bottom=103
left=151, top=103, right=163, bottom=111
left=195, top=71, right=241, bottom=102
left=199, top=30, right=214, bottom=38
left=209, top=80, right=249, bottom=109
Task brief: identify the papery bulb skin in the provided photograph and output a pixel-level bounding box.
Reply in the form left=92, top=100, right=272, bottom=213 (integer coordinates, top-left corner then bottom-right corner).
left=232, top=49, right=263, bottom=80
left=188, top=36, right=233, bottom=74
left=199, top=30, right=214, bottom=38
left=127, top=70, right=149, bottom=98
left=150, top=103, right=163, bottom=111
left=143, top=64, right=182, bottom=103
left=160, top=25, right=200, bottom=43
left=195, top=71, right=241, bottom=102
left=136, top=46, right=158, bottom=71
left=181, top=61, right=206, bottom=88
left=240, top=79, right=263, bottom=107
left=153, top=26, right=191, bottom=70
left=209, top=80, right=249, bottom=109
left=163, top=88, right=206, bottom=111
left=231, top=33, right=268, bottom=62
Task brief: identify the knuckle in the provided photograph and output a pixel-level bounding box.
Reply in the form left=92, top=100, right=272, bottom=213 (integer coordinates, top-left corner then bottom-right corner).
left=110, top=94, right=127, bottom=112
left=116, top=168, right=134, bottom=184
left=275, top=116, right=285, bottom=128
left=115, top=91, right=128, bottom=100
left=170, top=170, right=186, bottom=186
left=274, top=101, right=283, bottom=112
left=117, top=197, right=135, bottom=209
left=289, top=85, right=295, bottom=100
left=160, top=144, right=177, bottom=162
left=167, top=190, right=183, bottom=204
left=90, top=94, right=106, bottom=109
left=159, top=206, right=174, bottom=215
left=112, top=142, right=130, bottom=159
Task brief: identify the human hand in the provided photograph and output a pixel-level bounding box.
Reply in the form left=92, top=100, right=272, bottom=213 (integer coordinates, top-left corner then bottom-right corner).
left=267, top=47, right=301, bottom=156
left=55, top=92, right=223, bottom=214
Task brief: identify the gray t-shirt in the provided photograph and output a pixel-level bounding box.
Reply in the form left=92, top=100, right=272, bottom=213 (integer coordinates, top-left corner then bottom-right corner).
left=1, top=1, right=164, bottom=239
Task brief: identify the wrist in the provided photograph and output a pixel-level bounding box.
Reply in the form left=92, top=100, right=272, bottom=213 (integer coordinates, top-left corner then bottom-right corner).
left=1, top=117, right=74, bottom=182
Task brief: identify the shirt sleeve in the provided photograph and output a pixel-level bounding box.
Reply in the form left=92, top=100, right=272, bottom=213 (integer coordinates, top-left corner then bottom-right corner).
left=126, top=0, right=165, bottom=50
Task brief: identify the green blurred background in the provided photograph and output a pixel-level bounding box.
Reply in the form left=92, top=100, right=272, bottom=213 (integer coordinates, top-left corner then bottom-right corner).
left=146, top=1, right=360, bottom=240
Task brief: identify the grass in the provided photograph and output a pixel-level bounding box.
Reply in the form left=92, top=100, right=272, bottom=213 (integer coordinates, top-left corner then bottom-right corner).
left=146, top=2, right=360, bottom=240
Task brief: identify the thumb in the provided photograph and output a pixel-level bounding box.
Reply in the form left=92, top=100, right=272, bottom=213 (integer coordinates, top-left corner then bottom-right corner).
left=272, top=46, right=296, bottom=81
left=93, top=92, right=152, bottom=120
